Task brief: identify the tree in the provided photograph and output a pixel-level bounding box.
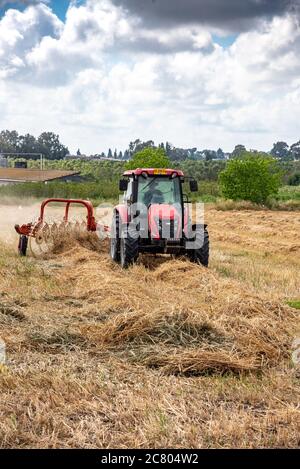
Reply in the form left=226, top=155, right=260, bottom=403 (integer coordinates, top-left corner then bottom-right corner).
left=125, top=147, right=171, bottom=170
left=0, top=130, right=19, bottom=153
left=165, top=142, right=172, bottom=157
left=216, top=148, right=225, bottom=160
left=290, top=141, right=300, bottom=160
left=231, top=144, right=246, bottom=158
left=288, top=172, right=300, bottom=186
left=219, top=153, right=282, bottom=204
left=270, top=141, right=290, bottom=159
left=37, top=132, right=69, bottom=160
left=18, top=133, right=40, bottom=158
left=128, top=139, right=155, bottom=156
left=168, top=147, right=188, bottom=161
left=203, top=149, right=216, bottom=161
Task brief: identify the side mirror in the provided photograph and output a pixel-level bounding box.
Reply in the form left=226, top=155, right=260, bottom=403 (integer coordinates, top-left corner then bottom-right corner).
left=119, top=179, right=128, bottom=191
left=189, top=180, right=198, bottom=192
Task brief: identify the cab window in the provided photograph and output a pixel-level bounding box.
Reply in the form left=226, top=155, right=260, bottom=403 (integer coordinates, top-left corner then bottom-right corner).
left=138, top=176, right=181, bottom=206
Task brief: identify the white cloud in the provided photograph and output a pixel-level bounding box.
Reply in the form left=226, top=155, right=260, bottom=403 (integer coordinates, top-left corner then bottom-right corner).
left=0, top=3, right=62, bottom=78
left=0, top=0, right=299, bottom=153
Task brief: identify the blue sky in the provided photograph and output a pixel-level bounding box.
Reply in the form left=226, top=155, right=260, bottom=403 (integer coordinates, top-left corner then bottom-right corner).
left=50, top=0, right=86, bottom=19
left=50, top=0, right=71, bottom=19
left=0, top=1, right=73, bottom=19
left=212, top=34, right=237, bottom=48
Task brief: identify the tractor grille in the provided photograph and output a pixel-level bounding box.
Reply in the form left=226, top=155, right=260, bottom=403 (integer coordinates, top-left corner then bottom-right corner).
left=159, top=218, right=179, bottom=239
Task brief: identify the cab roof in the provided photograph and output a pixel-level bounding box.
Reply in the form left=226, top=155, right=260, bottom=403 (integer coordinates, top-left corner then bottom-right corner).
left=123, top=168, right=184, bottom=177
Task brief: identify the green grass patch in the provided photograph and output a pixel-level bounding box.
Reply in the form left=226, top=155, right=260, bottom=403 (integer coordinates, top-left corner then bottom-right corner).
left=287, top=300, right=300, bottom=310
left=278, top=185, right=300, bottom=201
left=0, top=181, right=120, bottom=203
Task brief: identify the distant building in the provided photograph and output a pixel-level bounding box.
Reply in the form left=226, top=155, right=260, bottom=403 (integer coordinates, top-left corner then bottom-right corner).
left=65, top=153, right=87, bottom=160
left=0, top=168, right=81, bottom=186
left=95, top=157, right=123, bottom=162
left=64, top=153, right=123, bottom=162
left=14, top=161, right=27, bottom=169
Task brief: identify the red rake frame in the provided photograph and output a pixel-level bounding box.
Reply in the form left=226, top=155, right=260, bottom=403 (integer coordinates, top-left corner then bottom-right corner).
left=14, top=198, right=113, bottom=258
left=15, top=198, right=98, bottom=238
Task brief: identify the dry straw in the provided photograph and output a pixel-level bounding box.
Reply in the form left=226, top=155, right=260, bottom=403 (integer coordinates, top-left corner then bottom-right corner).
left=45, top=233, right=299, bottom=376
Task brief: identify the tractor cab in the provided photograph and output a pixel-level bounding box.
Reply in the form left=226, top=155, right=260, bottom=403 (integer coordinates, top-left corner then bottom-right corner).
left=111, top=168, right=209, bottom=268
left=119, top=168, right=197, bottom=207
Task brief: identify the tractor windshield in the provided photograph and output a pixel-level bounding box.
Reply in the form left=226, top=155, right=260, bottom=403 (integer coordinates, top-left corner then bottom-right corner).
left=138, top=176, right=181, bottom=206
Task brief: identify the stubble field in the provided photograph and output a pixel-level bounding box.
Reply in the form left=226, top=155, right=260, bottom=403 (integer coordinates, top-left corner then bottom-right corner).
left=0, top=203, right=299, bottom=448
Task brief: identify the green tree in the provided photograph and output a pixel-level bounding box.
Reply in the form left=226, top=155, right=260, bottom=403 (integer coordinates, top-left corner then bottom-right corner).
left=288, top=172, right=300, bottom=186
left=128, top=139, right=155, bottom=156
left=216, top=148, right=225, bottom=159
left=37, top=132, right=69, bottom=160
left=0, top=130, right=20, bottom=153
left=18, top=133, right=40, bottom=157
left=290, top=141, right=300, bottom=160
left=165, top=141, right=172, bottom=157
left=203, top=149, right=216, bottom=161
left=125, top=147, right=171, bottom=170
left=219, top=153, right=282, bottom=204
left=231, top=144, right=246, bottom=158
left=270, top=141, right=290, bottom=159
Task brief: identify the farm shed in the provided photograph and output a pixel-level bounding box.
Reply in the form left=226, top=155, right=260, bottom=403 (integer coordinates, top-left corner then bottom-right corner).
left=0, top=168, right=81, bottom=186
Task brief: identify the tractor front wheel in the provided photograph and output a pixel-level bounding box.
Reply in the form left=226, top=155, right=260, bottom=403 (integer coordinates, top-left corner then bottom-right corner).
left=186, top=225, right=209, bottom=267
left=110, top=212, right=120, bottom=262
left=18, top=235, right=28, bottom=257
left=120, top=225, right=139, bottom=269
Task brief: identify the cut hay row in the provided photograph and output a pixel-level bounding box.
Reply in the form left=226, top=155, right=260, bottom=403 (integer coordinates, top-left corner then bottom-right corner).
left=0, top=208, right=299, bottom=448
left=45, top=235, right=299, bottom=376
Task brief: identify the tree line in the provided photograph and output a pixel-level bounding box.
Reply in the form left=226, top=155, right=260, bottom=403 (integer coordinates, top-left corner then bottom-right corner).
left=1, top=129, right=300, bottom=163
left=109, top=139, right=300, bottom=162
left=0, top=130, right=69, bottom=160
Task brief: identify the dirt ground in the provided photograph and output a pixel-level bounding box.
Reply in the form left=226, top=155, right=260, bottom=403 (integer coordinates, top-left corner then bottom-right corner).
left=0, top=203, right=299, bottom=448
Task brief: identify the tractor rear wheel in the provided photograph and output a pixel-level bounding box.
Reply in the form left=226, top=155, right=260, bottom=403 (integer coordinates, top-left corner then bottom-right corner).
left=18, top=235, right=28, bottom=257
left=120, top=225, right=139, bottom=269
left=186, top=225, right=209, bottom=267
left=110, top=212, right=121, bottom=262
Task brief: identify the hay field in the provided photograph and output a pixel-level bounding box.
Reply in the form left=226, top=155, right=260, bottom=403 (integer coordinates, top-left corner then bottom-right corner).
left=0, top=205, right=299, bottom=448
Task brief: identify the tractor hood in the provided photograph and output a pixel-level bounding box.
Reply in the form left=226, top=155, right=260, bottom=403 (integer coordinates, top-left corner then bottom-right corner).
left=148, top=204, right=182, bottom=240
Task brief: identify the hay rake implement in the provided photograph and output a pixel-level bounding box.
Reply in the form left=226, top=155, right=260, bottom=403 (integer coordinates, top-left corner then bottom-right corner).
left=15, top=198, right=108, bottom=257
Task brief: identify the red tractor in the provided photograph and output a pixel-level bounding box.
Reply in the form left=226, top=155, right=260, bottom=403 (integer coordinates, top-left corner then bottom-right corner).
left=110, top=168, right=209, bottom=268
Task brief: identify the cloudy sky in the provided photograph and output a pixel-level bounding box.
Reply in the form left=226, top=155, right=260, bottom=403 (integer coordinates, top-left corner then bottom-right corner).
left=0, top=0, right=299, bottom=153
